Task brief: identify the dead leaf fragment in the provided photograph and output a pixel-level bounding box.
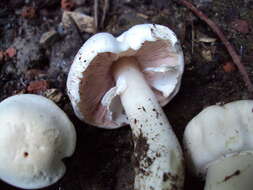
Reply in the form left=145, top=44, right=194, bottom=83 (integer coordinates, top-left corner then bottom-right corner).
left=62, top=11, right=95, bottom=33
left=231, top=19, right=249, bottom=34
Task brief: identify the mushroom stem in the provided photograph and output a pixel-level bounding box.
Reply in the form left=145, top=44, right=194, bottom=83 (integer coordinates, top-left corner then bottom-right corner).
left=113, top=57, right=184, bottom=190
left=205, top=151, right=253, bottom=190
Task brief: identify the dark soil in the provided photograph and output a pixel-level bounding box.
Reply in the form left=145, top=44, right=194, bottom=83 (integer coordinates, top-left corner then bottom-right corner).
left=0, top=0, right=253, bottom=189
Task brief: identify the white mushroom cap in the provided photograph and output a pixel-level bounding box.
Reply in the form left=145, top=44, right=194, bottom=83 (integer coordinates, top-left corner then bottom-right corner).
left=183, top=100, right=253, bottom=177
left=0, top=94, right=76, bottom=189
left=67, top=24, right=184, bottom=128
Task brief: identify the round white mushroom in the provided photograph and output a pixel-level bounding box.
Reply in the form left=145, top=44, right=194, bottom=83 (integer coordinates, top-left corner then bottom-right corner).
left=184, top=100, right=253, bottom=190
left=67, top=24, right=184, bottom=190
left=0, top=94, right=76, bottom=189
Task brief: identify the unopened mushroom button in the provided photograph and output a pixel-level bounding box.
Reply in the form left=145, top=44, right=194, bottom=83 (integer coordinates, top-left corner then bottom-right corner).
left=0, top=94, right=76, bottom=189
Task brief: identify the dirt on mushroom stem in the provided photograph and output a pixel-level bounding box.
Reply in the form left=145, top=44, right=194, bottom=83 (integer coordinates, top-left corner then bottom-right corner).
left=113, top=57, right=184, bottom=190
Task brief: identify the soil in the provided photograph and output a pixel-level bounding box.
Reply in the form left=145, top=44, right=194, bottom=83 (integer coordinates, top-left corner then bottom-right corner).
left=0, top=0, right=253, bottom=189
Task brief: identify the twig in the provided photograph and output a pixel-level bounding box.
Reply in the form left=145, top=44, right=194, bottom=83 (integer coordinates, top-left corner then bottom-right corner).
left=100, top=0, right=110, bottom=29
left=190, top=14, right=195, bottom=55
left=178, top=0, right=253, bottom=92
left=94, top=0, right=99, bottom=32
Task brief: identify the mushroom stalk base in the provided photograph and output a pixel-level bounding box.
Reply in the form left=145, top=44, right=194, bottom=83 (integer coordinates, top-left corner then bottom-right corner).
left=113, top=57, right=184, bottom=190
left=205, top=151, right=253, bottom=190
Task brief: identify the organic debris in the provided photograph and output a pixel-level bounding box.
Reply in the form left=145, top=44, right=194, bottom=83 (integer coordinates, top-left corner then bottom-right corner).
left=27, top=80, right=50, bottom=93
left=231, top=19, right=250, bottom=34
left=178, top=0, right=253, bottom=93
left=21, top=6, right=36, bottom=19
left=61, top=0, right=75, bottom=11
left=223, top=62, right=236, bottom=73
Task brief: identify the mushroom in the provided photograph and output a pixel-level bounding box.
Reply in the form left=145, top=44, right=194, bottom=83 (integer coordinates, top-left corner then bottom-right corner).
left=67, top=24, right=184, bottom=190
left=0, top=94, right=76, bottom=189
left=184, top=100, right=253, bottom=190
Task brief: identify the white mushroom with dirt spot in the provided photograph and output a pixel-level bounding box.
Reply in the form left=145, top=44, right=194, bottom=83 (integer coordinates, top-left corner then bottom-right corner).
left=67, top=24, right=184, bottom=190
left=0, top=94, right=76, bottom=189
left=184, top=100, right=253, bottom=190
